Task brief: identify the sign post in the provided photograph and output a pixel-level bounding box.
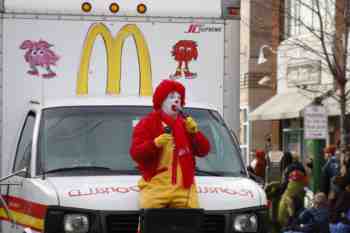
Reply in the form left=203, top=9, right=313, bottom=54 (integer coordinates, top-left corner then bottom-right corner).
left=304, top=101, right=327, bottom=193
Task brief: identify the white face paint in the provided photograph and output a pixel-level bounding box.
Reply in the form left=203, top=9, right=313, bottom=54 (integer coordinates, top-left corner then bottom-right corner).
left=161, top=91, right=182, bottom=117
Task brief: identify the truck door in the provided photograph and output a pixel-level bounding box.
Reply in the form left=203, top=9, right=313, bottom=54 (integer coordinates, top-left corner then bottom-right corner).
left=5, top=111, right=36, bottom=233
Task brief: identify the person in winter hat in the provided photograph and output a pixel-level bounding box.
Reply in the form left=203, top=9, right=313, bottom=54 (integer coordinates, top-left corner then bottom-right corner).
left=282, top=192, right=330, bottom=233
left=130, top=79, right=210, bottom=210
left=279, top=153, right=307, bottom=195
left=329, top=184, right=350, bottom=233
left=320, top=145, right=340, bottom=198
left=278, top=170, right=307, bottom=228
left=250, top=149, right=267, bottom=179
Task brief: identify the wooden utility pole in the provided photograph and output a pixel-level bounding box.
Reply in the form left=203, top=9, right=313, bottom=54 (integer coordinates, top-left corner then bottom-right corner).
left=270, top=0, right=284, bottom=150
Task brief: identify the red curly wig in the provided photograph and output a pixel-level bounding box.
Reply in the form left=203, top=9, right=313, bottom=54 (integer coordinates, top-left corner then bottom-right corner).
left=153, top=79, right=185, bottom=110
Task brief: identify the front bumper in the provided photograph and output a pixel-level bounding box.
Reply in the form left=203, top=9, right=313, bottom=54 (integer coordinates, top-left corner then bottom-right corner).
left=44, top=206, right=268, bottom=233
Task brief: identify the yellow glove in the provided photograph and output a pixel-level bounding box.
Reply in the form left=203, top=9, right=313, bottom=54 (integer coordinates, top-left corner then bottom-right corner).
left=185, top=117, right=198, bottom=134
left=154, top=133, right=173, bottom=148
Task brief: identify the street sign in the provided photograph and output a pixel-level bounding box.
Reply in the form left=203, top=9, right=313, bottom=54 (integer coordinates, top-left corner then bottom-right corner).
left=304, top=104, right=328, bottom=139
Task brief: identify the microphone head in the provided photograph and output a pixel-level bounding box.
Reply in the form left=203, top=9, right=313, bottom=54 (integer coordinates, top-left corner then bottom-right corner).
left=176, top=106, right=184, bottom=114
left=176, top=106, right=188, bottom=117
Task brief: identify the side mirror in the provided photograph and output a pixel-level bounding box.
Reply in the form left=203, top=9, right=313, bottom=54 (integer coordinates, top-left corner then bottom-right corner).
left=246, top=166, right=264, bottom=184
left=0, top=168, right=28, bottom=183
left=246, top=165, right=254, bottom=175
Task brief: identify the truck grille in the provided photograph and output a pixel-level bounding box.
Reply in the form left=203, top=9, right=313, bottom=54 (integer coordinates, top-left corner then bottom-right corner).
left=105, top=213, right=226, bottom=233
left=202, top=214, right=226, bottom=233
left=106, top=213, right=139, bottom=233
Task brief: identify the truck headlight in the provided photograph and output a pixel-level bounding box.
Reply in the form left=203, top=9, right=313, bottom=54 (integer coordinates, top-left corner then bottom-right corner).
left=63, top=214, right=89, bottom=233
left=233, top=214, right=258, bottom=232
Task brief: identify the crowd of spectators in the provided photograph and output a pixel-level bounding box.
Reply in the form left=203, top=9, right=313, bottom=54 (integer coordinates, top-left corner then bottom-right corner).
left=251, top=144, right=350, bottom=233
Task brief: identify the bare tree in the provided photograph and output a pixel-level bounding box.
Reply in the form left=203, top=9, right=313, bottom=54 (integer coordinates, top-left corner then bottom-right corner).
left=258, top=0, right=350, bottom=148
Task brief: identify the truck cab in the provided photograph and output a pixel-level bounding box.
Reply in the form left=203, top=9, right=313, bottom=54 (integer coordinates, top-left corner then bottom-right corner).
left=2, top=97, right=267, bottom=233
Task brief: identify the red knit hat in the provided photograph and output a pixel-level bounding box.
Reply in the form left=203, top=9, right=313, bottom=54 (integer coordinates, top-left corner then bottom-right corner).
left=324, top=145, right=336, bottom=154
left=153, top=79, right=185, bottom=110
left=255, top=149, right=265, bottom=159
left=288, top=170, right=305, bottom=182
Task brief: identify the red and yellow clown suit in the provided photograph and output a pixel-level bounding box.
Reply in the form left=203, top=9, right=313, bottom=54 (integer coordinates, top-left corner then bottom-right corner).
left=130, top=80, right=210, bottom=209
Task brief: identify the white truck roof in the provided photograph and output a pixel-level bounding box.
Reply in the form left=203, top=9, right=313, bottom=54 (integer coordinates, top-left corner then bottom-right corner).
left=35, top=96, right=219, bottom=112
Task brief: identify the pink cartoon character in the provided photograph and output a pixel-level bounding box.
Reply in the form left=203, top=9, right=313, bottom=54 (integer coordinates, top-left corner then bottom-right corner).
left=20, top=40, right=60, bottom=78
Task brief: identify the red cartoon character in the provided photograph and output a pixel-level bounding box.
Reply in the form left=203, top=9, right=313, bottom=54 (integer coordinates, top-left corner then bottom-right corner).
left=170, top=40, right=198, bottom=79
left=20, top=40, right=60, bottom=78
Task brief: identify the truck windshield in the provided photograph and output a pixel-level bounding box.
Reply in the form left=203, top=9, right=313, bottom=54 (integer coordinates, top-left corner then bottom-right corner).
left=37, top=106, right=245, bottom=177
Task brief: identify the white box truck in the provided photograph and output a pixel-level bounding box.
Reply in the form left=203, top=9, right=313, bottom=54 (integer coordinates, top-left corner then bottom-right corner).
left=0, top=1, right=268, bottom=233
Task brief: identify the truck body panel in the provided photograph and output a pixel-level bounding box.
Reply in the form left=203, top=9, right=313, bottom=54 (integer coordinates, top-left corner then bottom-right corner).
left=3, top=15, right=230, bottom=176
left=48, top=176, right=261, bottom=211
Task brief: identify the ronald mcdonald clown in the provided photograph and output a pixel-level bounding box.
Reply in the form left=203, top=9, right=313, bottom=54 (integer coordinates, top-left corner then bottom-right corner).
left=130, top=79, right=210, bottom=209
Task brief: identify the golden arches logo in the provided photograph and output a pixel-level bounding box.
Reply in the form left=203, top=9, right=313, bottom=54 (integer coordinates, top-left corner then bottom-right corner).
left=77, top=23, right=152, bottom=96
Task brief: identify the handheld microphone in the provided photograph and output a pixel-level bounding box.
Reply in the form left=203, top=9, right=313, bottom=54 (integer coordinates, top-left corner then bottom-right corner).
left=177, top=106, right=189, bottom=118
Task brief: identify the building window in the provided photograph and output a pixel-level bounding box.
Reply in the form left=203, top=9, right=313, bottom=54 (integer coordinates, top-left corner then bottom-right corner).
left=240, top=107, right=250, bottom=164
left=285, top=0, right=335, bottom=38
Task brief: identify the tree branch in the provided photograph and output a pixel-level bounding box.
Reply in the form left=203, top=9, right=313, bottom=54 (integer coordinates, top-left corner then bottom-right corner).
left=314, top=0, right=339, bottom=78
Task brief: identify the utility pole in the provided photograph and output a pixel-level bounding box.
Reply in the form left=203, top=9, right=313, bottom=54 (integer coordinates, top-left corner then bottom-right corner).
left=270, top=0, right=284, bottom=151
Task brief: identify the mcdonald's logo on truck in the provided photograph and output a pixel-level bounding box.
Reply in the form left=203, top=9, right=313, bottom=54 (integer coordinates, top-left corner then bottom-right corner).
left=77, top=23, right=153, bottom=96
